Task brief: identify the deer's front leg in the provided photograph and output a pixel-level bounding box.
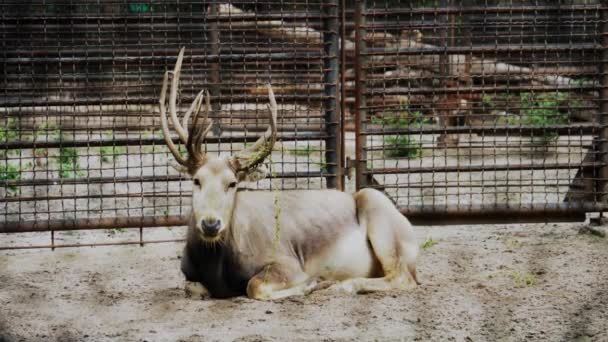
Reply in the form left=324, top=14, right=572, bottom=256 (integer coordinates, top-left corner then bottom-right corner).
left=246, top=262, right=315, bottom=300
left=185, top=280, right=210, bottom=299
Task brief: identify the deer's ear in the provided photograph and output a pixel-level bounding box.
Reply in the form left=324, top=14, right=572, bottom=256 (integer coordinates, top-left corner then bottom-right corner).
left=169, top=160, right=189, bottom=174
left=236, top=164, right=268, bottom=183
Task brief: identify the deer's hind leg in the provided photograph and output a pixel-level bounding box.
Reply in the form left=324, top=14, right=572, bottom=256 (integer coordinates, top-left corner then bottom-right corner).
left=330, top=188, right=419, bottom=294
left=246, top=258, right=317, bottom=300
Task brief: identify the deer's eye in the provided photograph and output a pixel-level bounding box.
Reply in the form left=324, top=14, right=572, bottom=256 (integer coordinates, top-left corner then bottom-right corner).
left=227, top=181, right=237, bottom=189
left=193, top=179, right=201, bottom=187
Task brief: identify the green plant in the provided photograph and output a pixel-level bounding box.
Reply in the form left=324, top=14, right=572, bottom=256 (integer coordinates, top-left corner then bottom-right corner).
left=503, top=238, right=521, bottom=249
left=33, top=122, right=54, bottom=141
left=384, top=135, right=422, bottom=159
left=99, top=145, right=127, bottom=163
left=0, top=118, right=19, bottom=142
left=286, top=145, right=319, bottom=157
left=510, top=271, right=536, bottom=287
left=482, top=94, right=494, bottom=108
left=108, top=228, right=126, bottom=235
left=421, top=236, right=438, bottom=250
left=506, top=92, right=570, bottom=146
left=372, top=108, right=427, bottom=159
left=57, top=147, right=83, bottom=178
left=0, top=118, right=21, bottom=157
left=372, top=110, right=430, bottom=128
left=0, top=164, right=21, bottom=195
left=143, top=145, right=169, bottom=154
left=34, top=123, right=62, bottom=141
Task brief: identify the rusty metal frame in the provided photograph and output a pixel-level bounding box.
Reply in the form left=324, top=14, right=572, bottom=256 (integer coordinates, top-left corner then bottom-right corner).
left=354, top=0, right=368, bottom=190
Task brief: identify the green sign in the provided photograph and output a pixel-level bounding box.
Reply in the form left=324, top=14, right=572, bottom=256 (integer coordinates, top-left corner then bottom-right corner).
left=128, top=3, right=151, bottom=13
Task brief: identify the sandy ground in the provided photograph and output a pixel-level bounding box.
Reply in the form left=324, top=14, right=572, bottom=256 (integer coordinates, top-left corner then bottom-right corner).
left=1, top=133, right=607, bottom=341
left=1, top=221, right=607, bottom=342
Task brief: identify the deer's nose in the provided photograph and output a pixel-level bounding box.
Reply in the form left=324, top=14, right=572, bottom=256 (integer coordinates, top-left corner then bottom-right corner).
left=201, top=218, right=221, bottom=236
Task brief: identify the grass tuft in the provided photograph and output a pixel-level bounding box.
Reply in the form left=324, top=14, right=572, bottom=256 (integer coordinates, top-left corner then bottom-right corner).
left=510, top=271, right=536, bottom=287
left=0, top=164, right=21, bottom=195
left=421, top=236, right=438, bottom=250
left=57, top=147, right=83, bottom=178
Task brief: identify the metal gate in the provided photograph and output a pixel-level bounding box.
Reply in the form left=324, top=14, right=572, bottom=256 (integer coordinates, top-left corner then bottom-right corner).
left=0, top=1, right=340, bottom=248
left=351, top=0, right=607, bottom=224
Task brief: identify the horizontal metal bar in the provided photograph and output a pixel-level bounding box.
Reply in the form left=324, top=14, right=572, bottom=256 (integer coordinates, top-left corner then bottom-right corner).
left=362, top=124, right=600, bottom=136
left=0, top=94, right=333, bottom=108
left=361, top=21, right=601, bottom=31
left=371, top=181, right=592, bottom=190
left=0, top=238, right=186, bottom=251
left=364, top=5, right=604, bottom=16
left=3, top=47, right=326, bottom=59
left=0, top=12, right=331, bottom=22
left=0, top=191, right=186, bottom=203
left=365, top=145, right=597, bottom=154
left=364, top=85, right=601, bottom=96
left=401, top=202, right=603, bottom=225
left=3, top=171, right=332, bottom=188
left=1, top=202, right=601, bottom=235
left=361, top=44, right=602, bottom=56
left=365, top=162, right=602, bottom=175
left=0, top=215, right=188, bottom=234
left=1, top=72, right=325, bottom=82
left=2, top=51, right=327, bottom=65
left=2, top=81, right=331, bottom=93
left=1, top=133, right=328, bottom=150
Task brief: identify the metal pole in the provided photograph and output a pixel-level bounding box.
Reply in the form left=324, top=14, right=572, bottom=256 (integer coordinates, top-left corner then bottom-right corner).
left=339, top=0, right=348, bottom=190
left=0, top=215, right=188, bottom=234
left=600, top=1, right=608, bottom=207
left=209, top=3, right=221, bottom=135
left=323, top=0, right=341, bottom=189
left=354, top=0, right=368, bottom=190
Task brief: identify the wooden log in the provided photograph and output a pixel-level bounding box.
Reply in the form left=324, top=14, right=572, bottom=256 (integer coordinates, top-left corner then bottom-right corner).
left=218, top=4, right=354, bottom=50
left=0, top=103, right=320, bottom=131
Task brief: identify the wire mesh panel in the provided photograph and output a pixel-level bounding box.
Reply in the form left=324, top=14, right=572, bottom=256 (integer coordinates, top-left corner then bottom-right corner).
left=353, top=0, right=606, bottom=223
left=0, top=1, right=340, bottom=245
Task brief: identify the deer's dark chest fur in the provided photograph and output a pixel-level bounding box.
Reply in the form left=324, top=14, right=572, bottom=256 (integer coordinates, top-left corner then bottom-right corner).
left=181, top=240, right=254, bottom=298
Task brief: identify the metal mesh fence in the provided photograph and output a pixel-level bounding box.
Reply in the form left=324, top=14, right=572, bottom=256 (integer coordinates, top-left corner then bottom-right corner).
left=353, top=0, right=607, bottom=223
left=0, top=1, right=340, bottom=243
left=2, top=0, right=608, bottom=247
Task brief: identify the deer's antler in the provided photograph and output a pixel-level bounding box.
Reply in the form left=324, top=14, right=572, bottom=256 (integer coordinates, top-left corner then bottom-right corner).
left=229, top=84, right=278, bottom=175
left=160, top=48, right=277, bottom=176
left=159, top=47, right=212, bottom=174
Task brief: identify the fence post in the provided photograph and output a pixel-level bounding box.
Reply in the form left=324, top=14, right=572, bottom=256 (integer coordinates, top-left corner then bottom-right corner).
left=354, top=0, right=368, bottom=190
left=209, top=3, right=221, bottom=135
left=339, top=0, right=348, bottom=191
left=323, top=0, right=342, bottom=189
left=600, top=1, right=608, bottom=208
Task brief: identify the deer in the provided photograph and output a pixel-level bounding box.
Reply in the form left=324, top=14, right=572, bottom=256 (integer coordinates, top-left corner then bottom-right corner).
left=160, top=48, right=419, bottom=300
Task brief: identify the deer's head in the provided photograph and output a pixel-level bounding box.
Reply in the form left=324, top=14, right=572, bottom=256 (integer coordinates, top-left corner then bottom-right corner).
left=159, top=48, right=277, bottom=242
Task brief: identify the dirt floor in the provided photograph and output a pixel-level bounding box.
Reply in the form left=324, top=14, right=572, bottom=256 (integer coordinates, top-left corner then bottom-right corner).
left=1, top=221, right=607, bottom=342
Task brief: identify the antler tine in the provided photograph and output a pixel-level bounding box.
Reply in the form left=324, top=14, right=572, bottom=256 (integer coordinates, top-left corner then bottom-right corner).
left=159, top=70, right=188, bottom=166
left=231, top=84, right=278, bottom=172
left=182, top=89, right=205, bottom=133
left=247, top=84, right=278, bottom=153
left=193, top=90, right=213, bottom=156
left=168, top=47, right=189, bottom=144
